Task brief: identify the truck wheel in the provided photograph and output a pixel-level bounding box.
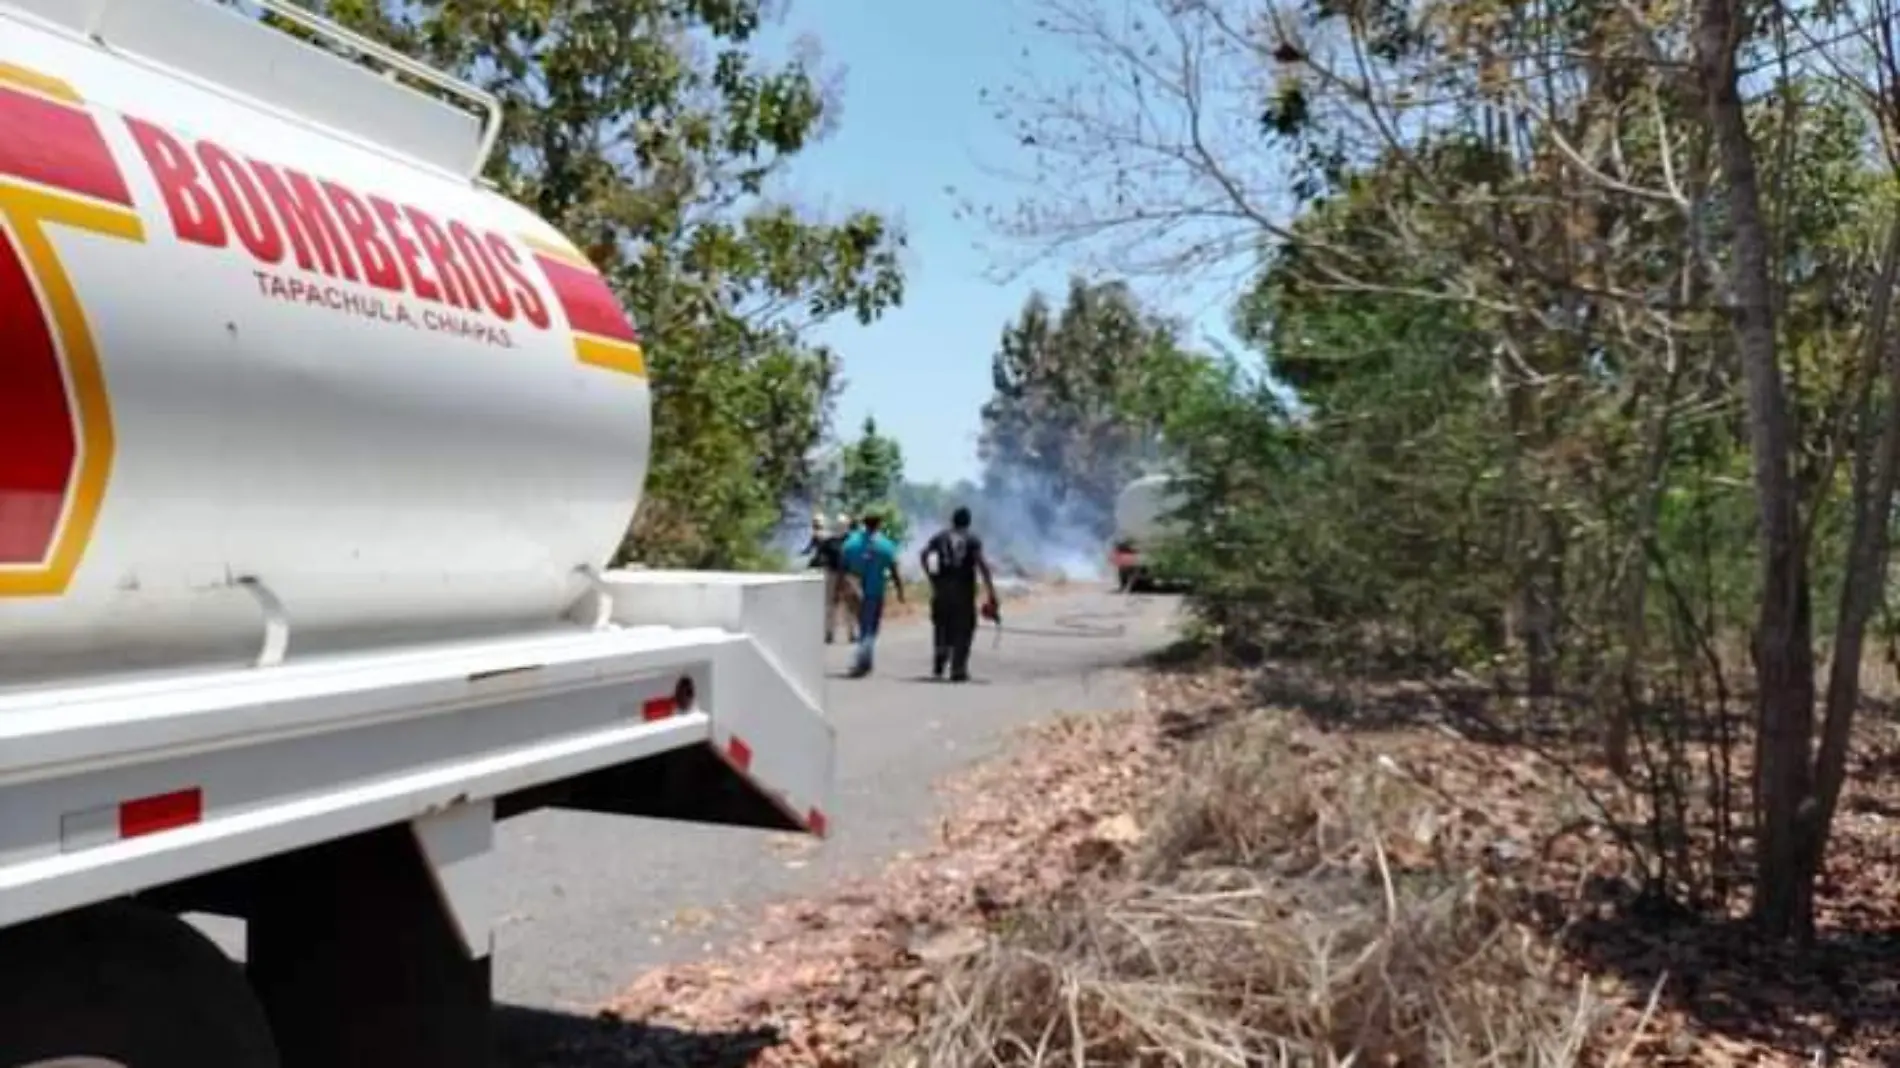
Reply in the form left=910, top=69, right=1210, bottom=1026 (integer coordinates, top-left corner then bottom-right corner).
left=0, top=903, right=280, bottom=1068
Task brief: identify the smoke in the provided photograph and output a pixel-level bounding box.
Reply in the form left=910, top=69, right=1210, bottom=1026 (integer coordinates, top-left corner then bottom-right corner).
left=770, top=465, right=1123, bottom=587
left=766, top=515, right=815, bottom=566
left=954, top=464, right=1113, bottom=583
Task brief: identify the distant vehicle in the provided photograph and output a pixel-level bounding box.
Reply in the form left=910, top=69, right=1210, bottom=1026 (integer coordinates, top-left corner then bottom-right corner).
left=0, top=2, right=831, bottom=1063
left=1110, top=474, right=1188, bottom=592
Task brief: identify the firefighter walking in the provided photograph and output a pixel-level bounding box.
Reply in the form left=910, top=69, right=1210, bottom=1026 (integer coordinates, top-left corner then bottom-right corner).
left=919, top=506, right=999, bottom=682
left=842, top=510, right=904, bottom=678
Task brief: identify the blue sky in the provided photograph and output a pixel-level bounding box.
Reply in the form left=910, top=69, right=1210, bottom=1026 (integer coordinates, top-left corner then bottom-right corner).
left=762, top=0, right=1244, bottom=485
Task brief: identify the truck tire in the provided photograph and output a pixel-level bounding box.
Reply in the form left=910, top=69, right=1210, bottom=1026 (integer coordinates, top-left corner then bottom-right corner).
left=0, top=903, right=280, bottom=1068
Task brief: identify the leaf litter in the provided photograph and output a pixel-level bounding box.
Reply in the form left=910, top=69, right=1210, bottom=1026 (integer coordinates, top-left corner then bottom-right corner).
left=547, top=664, right=1900, bottom=1067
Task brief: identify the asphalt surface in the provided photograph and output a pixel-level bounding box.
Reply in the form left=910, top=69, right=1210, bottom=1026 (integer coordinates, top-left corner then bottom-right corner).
left=188, top=585, right=1184, bottom=1024
left=490, top=585, right=1184, bottom=1010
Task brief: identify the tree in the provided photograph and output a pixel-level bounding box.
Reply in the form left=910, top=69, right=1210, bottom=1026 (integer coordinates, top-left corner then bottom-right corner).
left=1688, top=0, right=1900, bottom=940
left=838, top=415, right=905, bottom=536
left=986, top=0, right=1900, bottom=940
left=979, top=276, right=1207, bottom=544
left=319, top=0, right=906, bottom=569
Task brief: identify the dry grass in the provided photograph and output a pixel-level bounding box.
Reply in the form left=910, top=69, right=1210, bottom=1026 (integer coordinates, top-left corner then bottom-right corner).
left=600, top=660, right=1900, bottom=1066
left=888, top=712, right=1628, bottom=1068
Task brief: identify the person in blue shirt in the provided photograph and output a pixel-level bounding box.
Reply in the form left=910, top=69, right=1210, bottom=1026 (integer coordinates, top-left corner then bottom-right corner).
left=840, top=510, right=904, bottom=677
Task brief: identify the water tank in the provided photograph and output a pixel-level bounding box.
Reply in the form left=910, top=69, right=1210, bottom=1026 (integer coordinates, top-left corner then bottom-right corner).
left=0, top=0, right=650, bottom=681
left=1113, top=474, right=1186, bottom=546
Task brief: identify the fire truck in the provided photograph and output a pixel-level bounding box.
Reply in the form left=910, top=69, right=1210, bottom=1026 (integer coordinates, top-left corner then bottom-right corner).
left=1109, top=473, right=1187, bottom=592
left=0, top=2, right=833, bottom=1064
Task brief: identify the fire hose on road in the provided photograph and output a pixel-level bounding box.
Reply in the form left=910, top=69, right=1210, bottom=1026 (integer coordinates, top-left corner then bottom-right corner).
left=983, top=604, right=1137, bottom=647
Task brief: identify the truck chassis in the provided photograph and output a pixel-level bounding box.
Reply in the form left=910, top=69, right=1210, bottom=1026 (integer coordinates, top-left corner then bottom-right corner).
left=0, top=571, right=833, bottom=1068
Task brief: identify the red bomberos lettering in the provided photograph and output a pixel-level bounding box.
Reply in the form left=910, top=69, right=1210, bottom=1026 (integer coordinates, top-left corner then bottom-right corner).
left=123, top=118, right=549, bottom=329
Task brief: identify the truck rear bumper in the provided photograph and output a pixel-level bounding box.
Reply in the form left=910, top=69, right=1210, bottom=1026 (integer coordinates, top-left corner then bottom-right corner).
left=0, top=570, right=834, bottom=931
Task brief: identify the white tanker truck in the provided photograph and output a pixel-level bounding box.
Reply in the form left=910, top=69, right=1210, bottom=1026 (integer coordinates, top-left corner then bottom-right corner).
left=0, top=2, right=834, bottom=1065
left=1109, top=473, right=1187, bottom=592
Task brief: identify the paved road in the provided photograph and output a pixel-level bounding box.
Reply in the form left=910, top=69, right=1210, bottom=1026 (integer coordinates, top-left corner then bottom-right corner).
left=489, top=585, right=1183, bottom=1011
left=188, top=585, right=1183, bottom=1028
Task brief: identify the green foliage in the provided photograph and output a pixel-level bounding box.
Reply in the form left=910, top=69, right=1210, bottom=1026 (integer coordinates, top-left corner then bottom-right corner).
left=324, top=0, right=905, bottom=569
left=839, top=417, right=904, bottom=513
left=979, top=277, right=1215, bottom=541
left=1066, top=0, right=1900, bottom=927
left=1161, top=282, right=1520, bottom=665
left=1141, top=56, right=1897, bottom=687
left=985, top=0, right=1900, bottom=945
left=837, top=416, right=910, bottom=543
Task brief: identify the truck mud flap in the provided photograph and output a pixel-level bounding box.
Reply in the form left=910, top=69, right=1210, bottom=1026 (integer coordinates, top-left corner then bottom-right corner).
left=510, top=570, right=835, bottom=837
left=507, top=636, right=833, bottom=838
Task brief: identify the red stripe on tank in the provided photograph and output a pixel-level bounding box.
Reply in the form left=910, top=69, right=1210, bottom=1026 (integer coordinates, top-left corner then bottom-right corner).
left=534, top=254, right=640, bottom=344
left=0, top=86, right=134, bottom=207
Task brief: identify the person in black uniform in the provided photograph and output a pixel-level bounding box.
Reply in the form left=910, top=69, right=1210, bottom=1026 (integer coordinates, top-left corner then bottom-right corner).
left=919, top=506, right=999, bottom=681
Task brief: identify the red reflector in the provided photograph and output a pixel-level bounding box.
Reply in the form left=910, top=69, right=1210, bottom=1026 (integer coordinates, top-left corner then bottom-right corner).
left=806, top=808, right=828, bottom=837
left=726, top=735, right=753, bottom=771
left=119, top=788, right=202, bottom=839
left=641, top=696, right=675, bottom=721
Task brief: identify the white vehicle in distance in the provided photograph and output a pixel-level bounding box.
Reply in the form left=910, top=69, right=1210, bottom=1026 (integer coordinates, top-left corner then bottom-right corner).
left=1109, top=473, right=1189, bottom=593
